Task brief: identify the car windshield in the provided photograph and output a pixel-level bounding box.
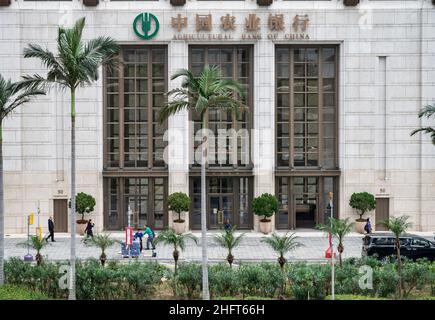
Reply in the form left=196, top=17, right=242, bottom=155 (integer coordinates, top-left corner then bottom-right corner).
left=411, top=238, right=433, bottom=247
left=372, top=237, right=410, bottom=246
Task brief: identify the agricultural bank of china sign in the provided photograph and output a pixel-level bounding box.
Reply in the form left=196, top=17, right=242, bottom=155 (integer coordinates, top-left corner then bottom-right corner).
left=133, top=12, right=311, bottom=41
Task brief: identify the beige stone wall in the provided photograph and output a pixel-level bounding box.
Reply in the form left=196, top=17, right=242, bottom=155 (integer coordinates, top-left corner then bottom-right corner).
left=1, top=1, right=434, bottom=233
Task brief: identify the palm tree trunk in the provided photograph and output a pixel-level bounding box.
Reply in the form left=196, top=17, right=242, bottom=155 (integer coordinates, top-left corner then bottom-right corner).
left=201, top=115, right=210, bottom=300
left=396, top=237, right=403, bottom=299
left=338, top=242, right=344, bottom=267
left=0, top=127, right=4, bottom=285
left=173, top=249, right=179, bottom=275
left=69, top=89, right=77, bottom=300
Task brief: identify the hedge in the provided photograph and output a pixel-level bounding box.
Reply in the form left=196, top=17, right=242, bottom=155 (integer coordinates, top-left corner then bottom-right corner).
left=0, top=285, right=50, bottom=300
left=3, top=257, right=434, bottom=300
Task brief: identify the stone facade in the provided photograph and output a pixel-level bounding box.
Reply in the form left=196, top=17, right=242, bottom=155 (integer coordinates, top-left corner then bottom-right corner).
left=0, top=0, right=434, bottom=234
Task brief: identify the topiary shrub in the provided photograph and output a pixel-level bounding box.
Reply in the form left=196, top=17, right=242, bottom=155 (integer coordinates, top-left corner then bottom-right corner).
left=349, top=192, right=376, bottom=221
left=252, top=193, right=278, bottom=222
left=168, top=192, right=191, bottom=223
left=70, top=192, right=96, bottom=223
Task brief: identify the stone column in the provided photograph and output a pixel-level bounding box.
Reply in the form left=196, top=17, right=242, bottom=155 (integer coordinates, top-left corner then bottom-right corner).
left=253, top=39, right=275, bottom=232
left=167, top=40, right=190, bottom=230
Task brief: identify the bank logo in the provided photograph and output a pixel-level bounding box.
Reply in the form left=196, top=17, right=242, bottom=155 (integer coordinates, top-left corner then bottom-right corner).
left=133, top=13, right=159, bottom=40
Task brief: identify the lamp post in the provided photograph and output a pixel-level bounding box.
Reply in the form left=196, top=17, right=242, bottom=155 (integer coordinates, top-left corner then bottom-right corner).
left=127, top=204, right=133, bottom=228
left=24, top=215, right=33, bottom=262
left=328, top=191, right=335, bottom=300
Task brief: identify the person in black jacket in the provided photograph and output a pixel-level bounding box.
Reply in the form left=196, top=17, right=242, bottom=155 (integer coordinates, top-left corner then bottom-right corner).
left=45, top=216, right=55, bottom=242
left=84, top=219, right=95, bottom=238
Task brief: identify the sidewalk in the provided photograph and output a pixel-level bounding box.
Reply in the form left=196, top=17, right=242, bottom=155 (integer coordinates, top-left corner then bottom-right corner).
left=5, top=230, right=433, bottom=263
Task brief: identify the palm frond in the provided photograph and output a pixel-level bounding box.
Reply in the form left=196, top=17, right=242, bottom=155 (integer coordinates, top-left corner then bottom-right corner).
left=0, top=75, right=45, bottom=120
left=417, top=104, right=435, bottom=118
left=378, top=216, right=412, bottom=237
left=262, top=232, right=301, bottom=256
left=158, top=100, right=190, bottom=124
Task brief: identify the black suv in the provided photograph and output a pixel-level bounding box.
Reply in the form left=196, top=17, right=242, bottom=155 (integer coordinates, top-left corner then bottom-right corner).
left=362, top=233, right=435, bottom=261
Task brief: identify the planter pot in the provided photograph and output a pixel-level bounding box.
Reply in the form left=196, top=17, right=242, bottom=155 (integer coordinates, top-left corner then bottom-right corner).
left=259, top=220, right=272, bottom=234
left=0, top=0, right=11, bottom=6
left=76, top=221, right=88, bottom=235
left=257, top=0, right=273, bottom=6
left=354, top=220, right=366, bottom=234
left=170, top=0, right=186, bottom=6
left=172, top=220, right=186, bottom=235
left=83, top=0, right=99, bottom=6
left=343, top=0, right=359, bottom=6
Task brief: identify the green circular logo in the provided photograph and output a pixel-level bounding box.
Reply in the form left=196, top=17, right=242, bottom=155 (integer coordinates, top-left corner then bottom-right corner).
left=133, top=13, right=159, bottom=40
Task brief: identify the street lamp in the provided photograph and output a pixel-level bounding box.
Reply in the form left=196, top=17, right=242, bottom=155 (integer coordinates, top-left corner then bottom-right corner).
left=328, top=192, right=335, bottom=300
left=127, top=204, right=133, bottom=228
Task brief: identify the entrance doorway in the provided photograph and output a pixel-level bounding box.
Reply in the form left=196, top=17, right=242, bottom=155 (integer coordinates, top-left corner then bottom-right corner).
left=375, top=198, right=390, bottom=231
left=190, top=176, right=252, bottom=230
left=53, top=199, right=68, bottom=232
left=104, top=177, right=168, bottom=230
left=276, top=176, right=338, bottom=229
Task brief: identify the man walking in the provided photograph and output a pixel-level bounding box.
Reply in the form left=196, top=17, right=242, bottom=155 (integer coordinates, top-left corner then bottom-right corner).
left=46, top=216, right=55, bottom=242
left=84, top=219, right=95, bottom=238
left=144, top=224, right=156, bottom=250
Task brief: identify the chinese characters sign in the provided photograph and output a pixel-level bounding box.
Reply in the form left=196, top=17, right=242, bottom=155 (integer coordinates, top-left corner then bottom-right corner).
left=170, top=13, right=311, bottom=41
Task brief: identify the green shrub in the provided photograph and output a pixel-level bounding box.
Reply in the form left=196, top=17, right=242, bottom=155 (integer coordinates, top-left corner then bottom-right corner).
left=209, top=264, right=238, bottom=298
left=401, top=258, right=431, bottom=298
left=4, top=258, right=68, bottom=299
left=5, top=258, right=165, bottom=300
left=0, top=285, right=50, bottom=300
left=326, top=294, right=388, bottom=300
left=287, top=262, right=330, bottom=300
left=373, top=262, right=398, bottom=298
left=76, top=260, right=165, bottom=299
left=252, top=193, right=278, bottom=221
left=238, top=263, right=284, bottom=298
left=349, top=192, right=376, bottom=220
left=176, top=263, right=202, bottom=299
left=244, top=296, right=274, bottom=300
left=168, top=192, right=191, bottom=222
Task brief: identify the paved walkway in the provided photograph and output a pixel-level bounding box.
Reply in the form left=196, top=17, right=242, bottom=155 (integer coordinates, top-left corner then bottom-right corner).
left=5, top=230, right=434, bottom=264
left=5, top=230, right=364, bottom=263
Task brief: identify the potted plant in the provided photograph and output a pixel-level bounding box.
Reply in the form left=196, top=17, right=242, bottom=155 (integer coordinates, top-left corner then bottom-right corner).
left=0, top=0, right=11, bottom=7
left=83, top=0, right=99, bottom=6
left=343, top=0, right=359, bottom=6
left=257, top=0, right=273, bottom=6
left=170, top=0, right=186, bottom=6
left=252, top=193, right=279, bottom=234
left=168, top=192, right=191, bottom=235
left=69, top=192, right=96, bottom=235
left=349, top=192, right=376, bottom=234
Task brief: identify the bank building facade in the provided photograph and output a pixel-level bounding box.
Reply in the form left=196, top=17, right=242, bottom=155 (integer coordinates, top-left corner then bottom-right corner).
left=0, top=0, right=434, bottom=234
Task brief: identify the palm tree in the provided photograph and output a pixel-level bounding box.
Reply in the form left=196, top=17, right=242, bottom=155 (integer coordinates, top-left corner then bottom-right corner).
left=378, top=215, right=412, bottom=299
left=17, top=17, right=119, bottom=299
left=411, top=104, right=435, bottom=144
left=316, top=217, right=354, bottom=267
left=261, top=232, right=301, bottom=272
left=83, top=234, right=115, bottom=266
left=158, top=65, right=246, bottom=299
left=154, top=228, right=198, bottom=275
left=213, top=226, right=245, bottom=267
left=0, top=75, right=44, bottom=284
left=18, top=235, right=49, bottom=266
